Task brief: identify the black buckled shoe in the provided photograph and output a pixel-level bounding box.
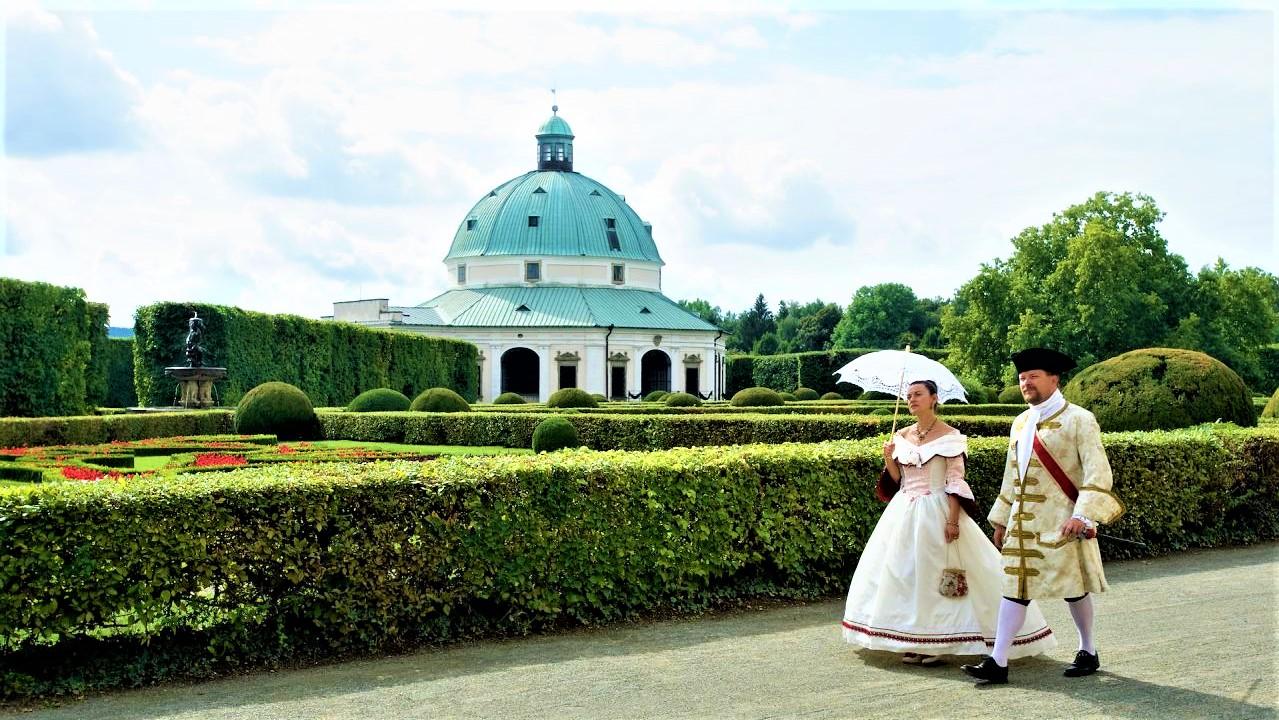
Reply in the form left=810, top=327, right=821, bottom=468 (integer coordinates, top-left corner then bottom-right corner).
left=961, top=656, right=1008, bottom=685
left=1063, top=650, right=1100, bottom=677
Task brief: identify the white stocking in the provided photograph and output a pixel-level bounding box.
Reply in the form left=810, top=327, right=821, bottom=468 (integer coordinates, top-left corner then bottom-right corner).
left=991, top=599, right=1028, bottom=667
left=1068, top=594, right=1096, bottom=653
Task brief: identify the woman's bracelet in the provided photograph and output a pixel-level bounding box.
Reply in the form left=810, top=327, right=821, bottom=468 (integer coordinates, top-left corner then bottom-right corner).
left=945, top=522, right=959, bottom=527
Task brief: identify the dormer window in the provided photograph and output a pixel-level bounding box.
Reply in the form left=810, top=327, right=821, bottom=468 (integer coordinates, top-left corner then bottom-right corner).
left=525, top=261, right=542, bottom=282
left=533, top=187, right=546, bottom=195
left=466, top=218, right=476, bottom=231
left=612, top=263, right=625, bottom=284
left=605, top=218, right=620, bottom=251
left=457, top=264, right=466, bottom=284
left=528, top=216, right=540, bottom=228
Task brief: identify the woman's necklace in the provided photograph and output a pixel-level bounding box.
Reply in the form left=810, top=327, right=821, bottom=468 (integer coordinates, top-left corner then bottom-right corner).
left=914, top=417, right=938, bottom=443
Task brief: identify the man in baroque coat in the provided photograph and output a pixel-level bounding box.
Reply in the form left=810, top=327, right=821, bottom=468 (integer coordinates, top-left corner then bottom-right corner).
left=962, top=348, right=1125, bottom=685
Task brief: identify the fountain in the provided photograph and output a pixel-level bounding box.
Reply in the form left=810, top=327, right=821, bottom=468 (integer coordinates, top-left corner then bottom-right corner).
left=164, top=312, right=227, bottom=409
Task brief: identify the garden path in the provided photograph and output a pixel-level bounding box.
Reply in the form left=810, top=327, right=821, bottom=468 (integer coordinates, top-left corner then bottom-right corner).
left=16, top=543, right=1278, bottom=720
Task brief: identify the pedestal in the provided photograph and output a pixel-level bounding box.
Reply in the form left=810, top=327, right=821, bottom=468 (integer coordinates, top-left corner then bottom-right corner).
left=164, top=367, right=228, bottom=409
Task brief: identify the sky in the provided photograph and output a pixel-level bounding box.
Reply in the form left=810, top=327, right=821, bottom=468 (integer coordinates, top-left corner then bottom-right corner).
left=2, top=1, right=1275, bottom=326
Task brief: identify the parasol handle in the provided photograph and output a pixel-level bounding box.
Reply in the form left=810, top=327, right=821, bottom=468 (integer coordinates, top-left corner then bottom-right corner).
left=889, top=345, right=912, bottom=436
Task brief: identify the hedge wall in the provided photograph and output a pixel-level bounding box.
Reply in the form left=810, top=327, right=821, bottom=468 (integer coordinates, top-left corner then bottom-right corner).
left=2, top=426, right=1274, bottom=697
left=319, top=411, right=1015, bottom=449
left=726, top=348, right=953, bottom=396
left=0, top=278, right=108, bottom=417
left=0, top=411, right=233, bottom=448
left=83, top=302, right=110, bottom=409
left=104, top=338, right=137, bottom=408
left=133, top=302, right=479, bottom=407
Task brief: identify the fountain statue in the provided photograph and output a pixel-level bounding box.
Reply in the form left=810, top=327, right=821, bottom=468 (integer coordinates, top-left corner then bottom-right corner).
left=164, top=311, right=228, bottom=408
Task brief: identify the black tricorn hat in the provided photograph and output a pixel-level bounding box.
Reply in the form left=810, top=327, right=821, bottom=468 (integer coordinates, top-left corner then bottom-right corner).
left=1011, top=348, right=1076, bottom=375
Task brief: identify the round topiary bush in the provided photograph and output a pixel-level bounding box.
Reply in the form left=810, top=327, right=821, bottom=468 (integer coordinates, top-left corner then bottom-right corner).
left=410, top=387, right=471, bottom=413
left=532, top=416, right=579, bottom=453
left=820, top=391, right=844, bottom=401
left=665, top=392, right=702, bottom=407
left=779, top=392, right=798, bottom=402
left=643, top=390, right=670, bottom=402
left=998, top=385, right=1024, bottom=404
left=493, top=392, right=527, bottom=405
left=1064, top=347, right=1258, bottom=431
left=793, top=387, right=820, bottom=401
left=235, top=381, right=319, bottom=440
left=731, top=387, right=784, bottom=407
left=346, top=388, right=411, bottom=412
left=547, top=387, right=599, bottom=408
left=1263, top=388, right=1279, bottom=419
left=861, top=391, right=897, bottom=401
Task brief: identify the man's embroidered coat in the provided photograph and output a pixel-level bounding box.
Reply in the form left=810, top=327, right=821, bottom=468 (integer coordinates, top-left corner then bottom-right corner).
left=988, top=403, right=1125, bottom=600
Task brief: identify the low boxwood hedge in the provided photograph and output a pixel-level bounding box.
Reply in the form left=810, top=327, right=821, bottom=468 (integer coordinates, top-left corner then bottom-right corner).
left=0, top=411, right=234, bottom=448
left=318, top=411, right=1016, bottom=450
left=2, top=426, right=1275, bottom=698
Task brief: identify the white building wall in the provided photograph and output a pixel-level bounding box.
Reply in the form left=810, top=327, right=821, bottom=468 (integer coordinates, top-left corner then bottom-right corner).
left=449, top=257, right=663, bottom=291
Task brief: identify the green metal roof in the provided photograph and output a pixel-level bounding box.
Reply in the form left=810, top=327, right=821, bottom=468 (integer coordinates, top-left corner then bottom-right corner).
left=400, top=286, right=718, bottom=331
left=446, top=171, right=664, bottom=264
left=537, top=114, right=573, bottom=136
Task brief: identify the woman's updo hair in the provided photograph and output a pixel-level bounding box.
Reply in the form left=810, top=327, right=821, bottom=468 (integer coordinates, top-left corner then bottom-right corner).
left=909, top=379, right=939, bottom=396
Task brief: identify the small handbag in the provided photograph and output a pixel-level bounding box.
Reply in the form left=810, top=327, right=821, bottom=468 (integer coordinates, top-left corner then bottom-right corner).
left=939, top=542, right=968, bottom=598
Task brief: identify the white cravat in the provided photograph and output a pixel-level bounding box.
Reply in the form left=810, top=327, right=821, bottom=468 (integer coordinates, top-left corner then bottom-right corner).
left=1017, top=389, right=1065, bottom=479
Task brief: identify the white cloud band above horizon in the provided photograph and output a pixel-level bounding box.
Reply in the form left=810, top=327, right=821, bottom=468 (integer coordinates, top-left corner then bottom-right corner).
left=2, top=4, right=1274, bottom=326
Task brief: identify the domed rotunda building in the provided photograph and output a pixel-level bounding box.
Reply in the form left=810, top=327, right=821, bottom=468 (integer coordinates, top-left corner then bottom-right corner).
left=331, top=109, right=726, bottom=402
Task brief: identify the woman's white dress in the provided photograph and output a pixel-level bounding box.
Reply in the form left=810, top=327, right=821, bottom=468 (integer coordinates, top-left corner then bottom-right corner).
left=842, top=429, right=1056, bottom=657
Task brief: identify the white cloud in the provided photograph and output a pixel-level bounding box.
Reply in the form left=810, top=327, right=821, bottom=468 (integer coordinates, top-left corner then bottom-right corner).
left=4, top=4, right=144, bottom=156
left=2, top=8, right=1271, bottom=329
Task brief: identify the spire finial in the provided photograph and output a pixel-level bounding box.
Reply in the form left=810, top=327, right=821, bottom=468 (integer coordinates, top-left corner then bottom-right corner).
left=551, top=87, right=558, bottom=114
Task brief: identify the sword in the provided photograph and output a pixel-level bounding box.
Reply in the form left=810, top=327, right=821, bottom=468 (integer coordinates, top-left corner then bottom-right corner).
left=1079, top=530, right=1149, bottom=548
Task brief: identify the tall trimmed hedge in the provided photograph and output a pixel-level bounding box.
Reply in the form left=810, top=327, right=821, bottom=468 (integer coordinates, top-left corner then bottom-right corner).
left=0, top=278, right=108, bottom=417
left=133, top=302, right=479, bottom=407
left=104, top=338, right=137, bottom=408
left=83, top=302, right=110, bottom=408
left=726, top=348, right=953, bottom=397
left=2, top=427, right=1275, bottom=697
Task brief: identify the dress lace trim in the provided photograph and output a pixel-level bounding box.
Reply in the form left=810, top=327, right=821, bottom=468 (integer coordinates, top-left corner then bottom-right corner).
left=892, top=429, right=968, bottom=467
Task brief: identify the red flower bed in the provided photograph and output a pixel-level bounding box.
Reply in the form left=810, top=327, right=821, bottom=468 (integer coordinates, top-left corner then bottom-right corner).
left=193, top=453, right=248, bottom=467
left=59, top=466, right=125, bottom=481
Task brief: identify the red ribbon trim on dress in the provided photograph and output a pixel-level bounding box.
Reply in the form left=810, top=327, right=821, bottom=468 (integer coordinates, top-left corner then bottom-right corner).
left=841, top=620, right=1053, bottom=647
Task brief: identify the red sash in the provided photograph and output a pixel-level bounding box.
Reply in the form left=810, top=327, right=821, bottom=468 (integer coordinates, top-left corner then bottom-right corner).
left=1032, top=433, right=1078, bottom=503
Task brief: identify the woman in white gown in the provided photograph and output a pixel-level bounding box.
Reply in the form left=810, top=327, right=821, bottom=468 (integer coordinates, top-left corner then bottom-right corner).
left=842, top=380, right=1056, bottom=665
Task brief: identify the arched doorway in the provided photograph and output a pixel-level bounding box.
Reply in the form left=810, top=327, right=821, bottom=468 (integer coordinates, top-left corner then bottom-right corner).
left=501, top=347, right=539, bottom=400
left=640, top=349, right=671, bottom=396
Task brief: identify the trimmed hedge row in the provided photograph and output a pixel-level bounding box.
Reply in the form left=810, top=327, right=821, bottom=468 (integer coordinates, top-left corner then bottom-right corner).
left=468, top=403, right=1027, bottom=417
left=0, top=278, right=108, bottom=417
left=318, top=411, right=1015, bottom=449
left=104, top=338, right=137, bottom=408
left=726, top=348, right=953, bottom=397
left=1, top=426, right=1275, bottom=697
left=0, top=412, right=234, bottom=448
left=133, top=302, right=479, bottom=407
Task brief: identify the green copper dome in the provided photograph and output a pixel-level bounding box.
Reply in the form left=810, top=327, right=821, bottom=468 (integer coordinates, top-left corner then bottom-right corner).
left=445, top=114, right=663, bottom=265
left=537, top=114, right=573, bottom=137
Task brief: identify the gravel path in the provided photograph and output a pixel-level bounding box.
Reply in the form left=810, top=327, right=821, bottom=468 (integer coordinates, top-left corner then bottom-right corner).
left=13, top=543, right=1278, bottom=720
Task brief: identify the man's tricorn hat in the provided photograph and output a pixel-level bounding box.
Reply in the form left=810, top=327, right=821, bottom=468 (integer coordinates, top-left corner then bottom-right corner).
left=1011, top=348, right=1076, bottom=375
